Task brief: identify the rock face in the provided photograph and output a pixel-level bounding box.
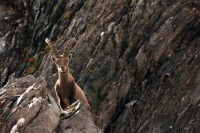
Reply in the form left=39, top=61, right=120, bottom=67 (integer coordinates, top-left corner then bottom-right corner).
left=0, top=0, right=200, bottom=132
left=0, top=75, right=99, bottom=133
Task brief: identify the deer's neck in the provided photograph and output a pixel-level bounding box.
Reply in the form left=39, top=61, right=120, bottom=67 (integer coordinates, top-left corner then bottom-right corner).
left=58, top=69, right=73, bottom=84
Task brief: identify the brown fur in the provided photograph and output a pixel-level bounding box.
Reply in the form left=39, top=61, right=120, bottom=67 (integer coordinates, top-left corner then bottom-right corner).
left=46, top=38, right=90, bottom=111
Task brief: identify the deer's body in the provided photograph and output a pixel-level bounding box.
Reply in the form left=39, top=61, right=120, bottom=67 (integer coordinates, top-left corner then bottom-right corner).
left=46, top=38, right=90, bottom=111
left=55, top=65, right=90, bottom=110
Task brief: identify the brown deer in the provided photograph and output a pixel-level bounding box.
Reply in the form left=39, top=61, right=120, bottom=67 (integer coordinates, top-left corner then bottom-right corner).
left=45, top=38, right=90, bottom=111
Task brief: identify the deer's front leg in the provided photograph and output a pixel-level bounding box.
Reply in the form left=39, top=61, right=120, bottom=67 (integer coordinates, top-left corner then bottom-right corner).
left=54, top=84, right=64, bottom=110
left=59, top=100, right=66, bottom=110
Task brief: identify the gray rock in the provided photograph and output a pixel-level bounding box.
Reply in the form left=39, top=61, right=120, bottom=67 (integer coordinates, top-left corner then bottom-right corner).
left=0, top=76, right=100, bottom=133
left=0, top=0, right=200, bottom=132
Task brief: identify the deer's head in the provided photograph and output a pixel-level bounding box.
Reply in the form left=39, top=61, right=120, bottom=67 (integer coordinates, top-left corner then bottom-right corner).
left=45, top=38, right=77, bottom=72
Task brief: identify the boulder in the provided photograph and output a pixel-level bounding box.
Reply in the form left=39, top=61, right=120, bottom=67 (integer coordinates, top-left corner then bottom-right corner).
left=0, top=75, right=100, bottom=133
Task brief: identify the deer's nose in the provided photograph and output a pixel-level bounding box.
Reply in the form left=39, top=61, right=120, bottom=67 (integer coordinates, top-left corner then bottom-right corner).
left=61, top=66, right=65, bottom=69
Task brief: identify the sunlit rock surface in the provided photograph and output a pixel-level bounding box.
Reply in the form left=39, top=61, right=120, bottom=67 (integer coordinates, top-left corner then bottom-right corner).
left=0, top=75, right=99, bottom=133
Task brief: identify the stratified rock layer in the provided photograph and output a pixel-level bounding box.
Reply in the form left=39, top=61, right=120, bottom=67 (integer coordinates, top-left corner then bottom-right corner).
left=0, top=75, right=99, bottom=133
left=0, top=0, right=199, bottom=132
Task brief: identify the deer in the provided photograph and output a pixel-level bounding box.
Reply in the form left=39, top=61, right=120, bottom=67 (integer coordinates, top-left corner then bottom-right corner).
left=45, top=38, right=90, bottom=111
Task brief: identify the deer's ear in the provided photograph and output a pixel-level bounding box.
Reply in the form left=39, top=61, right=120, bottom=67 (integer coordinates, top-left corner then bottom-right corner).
left=68, top=53, right=72, bottom=60
left=51, top=56, right=56, bottom=62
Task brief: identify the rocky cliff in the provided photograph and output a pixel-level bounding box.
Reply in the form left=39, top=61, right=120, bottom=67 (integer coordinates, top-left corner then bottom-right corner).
left=0, top=75, right=100, bottom=133
left=0, top=0, right=200, bottom=132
